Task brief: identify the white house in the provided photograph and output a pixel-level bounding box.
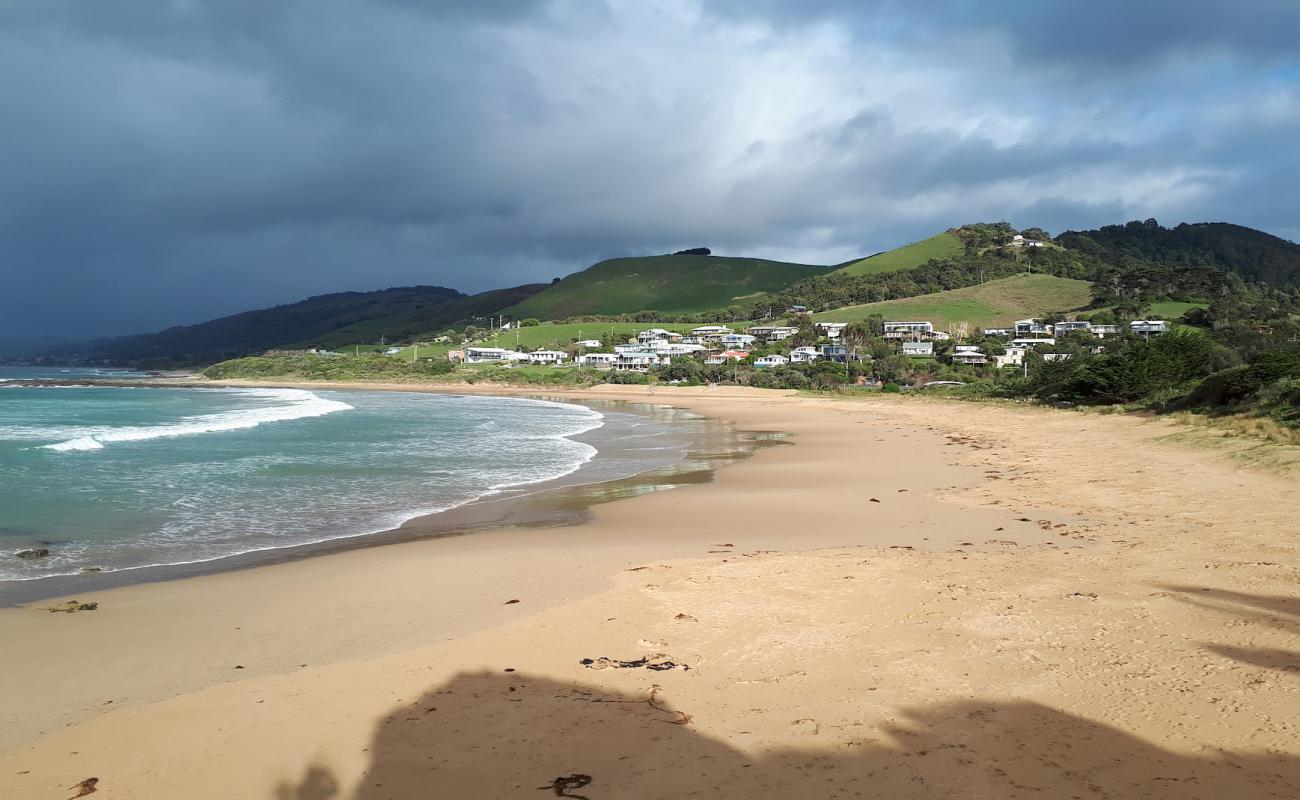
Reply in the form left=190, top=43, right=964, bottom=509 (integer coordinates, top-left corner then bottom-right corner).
left=993, top=346, right=1028, bottom=368
left=754, top=354, right=789, bottom=368
left=1091, top=325, right=1120, bottom=338
left=815, top=322, right=848, bottom=340
left=719, top=333, right=757, bottom=349
left=613, top=343, right=647, bottom=354
left=574, top=339, right=603, bottom=348
left=1011, top=338, right=1056, bottom=348
left=384, top=347, right=403, bottom=355
left=982, top=327, right=1013, bottom=337
left=951, top=347, right=987, bottom=365
left=463, top=347, right=529, bottom=364
left=577, top=353, right=617, bottom=368
left=614, top=351, right=667, bottom=371
left=637, top=328, right=679, bottom=345
left=902, top=341, right=934, bottom=356
left=885, top=321, right=935, bottom=340
left=1042, top=353, right=1073, bottom=362
left=690, top=325, right=733, bottom=339
left=1130, top=320, right=1170, bottom=335
left=658, top=343, right=708, bottom=356
left=527, top=350, right=569, bottom=365
left=1010, top=234, right=1046, bottom=248
left=789, top=346, right=821, bottom=363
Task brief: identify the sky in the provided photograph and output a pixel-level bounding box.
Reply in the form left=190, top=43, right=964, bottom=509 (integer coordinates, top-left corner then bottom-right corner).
left=2, top=1, right=1298, bottom=339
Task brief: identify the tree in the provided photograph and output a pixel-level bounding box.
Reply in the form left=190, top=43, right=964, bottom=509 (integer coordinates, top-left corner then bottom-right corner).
left=873, top=355, right=911, bottom=385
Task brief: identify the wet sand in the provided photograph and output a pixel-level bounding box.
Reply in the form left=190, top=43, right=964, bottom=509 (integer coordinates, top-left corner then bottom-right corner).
left=1, top=385, right=1297, bottom=799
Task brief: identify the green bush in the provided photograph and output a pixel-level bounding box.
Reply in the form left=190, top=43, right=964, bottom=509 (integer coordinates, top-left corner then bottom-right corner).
left=606, top=371, right=650, bottom=385
left=882, top=382, right=901, bottom=393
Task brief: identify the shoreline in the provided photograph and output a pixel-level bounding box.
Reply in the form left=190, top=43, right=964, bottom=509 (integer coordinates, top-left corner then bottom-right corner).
left=0, top=393, right=772, bottom=604
left=3, top=385, right=1298, bottom=798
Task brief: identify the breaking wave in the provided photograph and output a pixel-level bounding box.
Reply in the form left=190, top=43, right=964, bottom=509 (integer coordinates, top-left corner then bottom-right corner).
left=40, top=389, right=353, bottom=452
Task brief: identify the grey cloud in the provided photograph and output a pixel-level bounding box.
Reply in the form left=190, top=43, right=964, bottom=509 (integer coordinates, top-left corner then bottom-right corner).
left=0, top=0, right=1296, bottom=339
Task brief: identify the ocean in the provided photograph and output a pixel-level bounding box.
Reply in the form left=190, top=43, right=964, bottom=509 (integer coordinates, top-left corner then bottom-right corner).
left=0, top=367, right=688, bottom=586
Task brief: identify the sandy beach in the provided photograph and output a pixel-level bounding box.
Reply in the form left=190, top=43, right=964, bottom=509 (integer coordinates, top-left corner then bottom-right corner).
left=2, top=385, right=1298, bottom=799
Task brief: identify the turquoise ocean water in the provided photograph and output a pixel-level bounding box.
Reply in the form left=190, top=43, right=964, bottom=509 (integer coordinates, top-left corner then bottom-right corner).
left=1, top=367, right=671, bottom=584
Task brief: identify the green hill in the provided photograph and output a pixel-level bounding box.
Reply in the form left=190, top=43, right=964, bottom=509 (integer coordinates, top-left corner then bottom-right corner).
left=812, top=274, right=1093, bottom=328
left=502, top=254, right=836, bottom=320
left=1056, top=220, right=1300, bottom=288
left=62, top=284, right=546, bottom=366
left=831, top=231, right=966, bottom=277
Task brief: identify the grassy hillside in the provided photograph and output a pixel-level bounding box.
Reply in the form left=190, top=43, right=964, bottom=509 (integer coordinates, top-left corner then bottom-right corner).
left=1147, top=300, right=1209, bottom=319
left=832, top=231, right=965, bottom=277
left=812, top=274, right=1093, bottom=328
left=492, top=322, right=698, bottom=350
left=502, top=254, right=835, bottom=320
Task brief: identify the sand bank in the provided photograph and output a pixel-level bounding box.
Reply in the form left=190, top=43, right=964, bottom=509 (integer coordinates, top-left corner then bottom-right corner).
left=2, top=386, right=1297, bottom=799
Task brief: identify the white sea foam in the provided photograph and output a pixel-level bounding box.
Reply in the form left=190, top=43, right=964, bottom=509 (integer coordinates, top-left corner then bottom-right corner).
left=40, top=388, right=352, bottom=452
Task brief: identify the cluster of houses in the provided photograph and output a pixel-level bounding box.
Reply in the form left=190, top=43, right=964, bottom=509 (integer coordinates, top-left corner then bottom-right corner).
left=446, top=323, right=859, bottom=372
left=891, top=317, right=1169, bottom=367
left=442, top=315, right=1173, bottom=373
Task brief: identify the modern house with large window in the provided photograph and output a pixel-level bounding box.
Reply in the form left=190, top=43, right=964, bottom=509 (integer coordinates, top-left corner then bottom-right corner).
left=884, top=321, right=935, bottom=340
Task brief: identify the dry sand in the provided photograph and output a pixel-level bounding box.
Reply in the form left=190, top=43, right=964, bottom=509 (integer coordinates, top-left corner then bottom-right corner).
left=1, top=385, right=1297, bottom=799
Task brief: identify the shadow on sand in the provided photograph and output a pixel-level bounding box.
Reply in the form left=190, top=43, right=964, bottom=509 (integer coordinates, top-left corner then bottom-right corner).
left=1157, top=584, right=1300, bottom=674
left=273, top=670, right=1300, bottom=799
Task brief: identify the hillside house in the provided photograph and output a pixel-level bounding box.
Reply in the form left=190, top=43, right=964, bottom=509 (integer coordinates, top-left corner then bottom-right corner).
left=951, top=346, right=987, bottom=366
left=789, top=346, right=821, bottom=363
left=1009, top=234, right=1046, bottom=248
left=884, top=321, right=935, bottom=340
left=637, top=328, right=681, bottom=345
left=902, top=341, right=934, bottom=357
left=993, top=346, right=1028, bottom=368
left=815, top=322, right=848, bottom=340
left=574, top=339, right=603, bottom=348
left=1015, top=318, right=1052, bottom=337
left=1130, top=320, right=1170, bottom=335
left=527, top=350, right=569, bottom=365
left=704, top=350, right=748, bottom=365
left=747, top=325, right=799, bottom=343
left=982, top=328, right=1012, bottom=337
left=719, top=333, right=757, bottom=349
left=657, top=343, right=709, bottom=356
left=1053, top=321, right=1093, bottom=336
left=754, top=354, right=789, bottom=368
left=820, top=345, right=852, bottom=363
left=615, top=351, right=667, bottom=371
left=577, top=353, right=616, bottom=368
left=1011, top=338, right=1056, bottom=348
left=690, top=325, right=733, bottom=339
left=462, top=347, right=529, bottom=364
left=1043, top=353, right=1073, bottom=362
left=1091, top=325, right=1120, bottom=338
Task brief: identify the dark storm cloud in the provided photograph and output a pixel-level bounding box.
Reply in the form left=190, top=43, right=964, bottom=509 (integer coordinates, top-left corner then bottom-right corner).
left=704, top=0, right=1300, bottom=67
left=0, top=0, right=1296, bottom=338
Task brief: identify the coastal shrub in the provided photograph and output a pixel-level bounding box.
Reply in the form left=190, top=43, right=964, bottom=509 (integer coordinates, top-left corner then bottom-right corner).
left=606, top=371, right=650, bottom=385
left=882, top=382, right=901, bottom=393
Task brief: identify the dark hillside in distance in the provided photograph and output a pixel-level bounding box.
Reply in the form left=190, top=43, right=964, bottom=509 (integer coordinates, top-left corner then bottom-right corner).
left=501, top=253, right=837, bottom=320
left=56, top=283, right=545, bottom=366
left=1057, top=221, right=1300, bottom=289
